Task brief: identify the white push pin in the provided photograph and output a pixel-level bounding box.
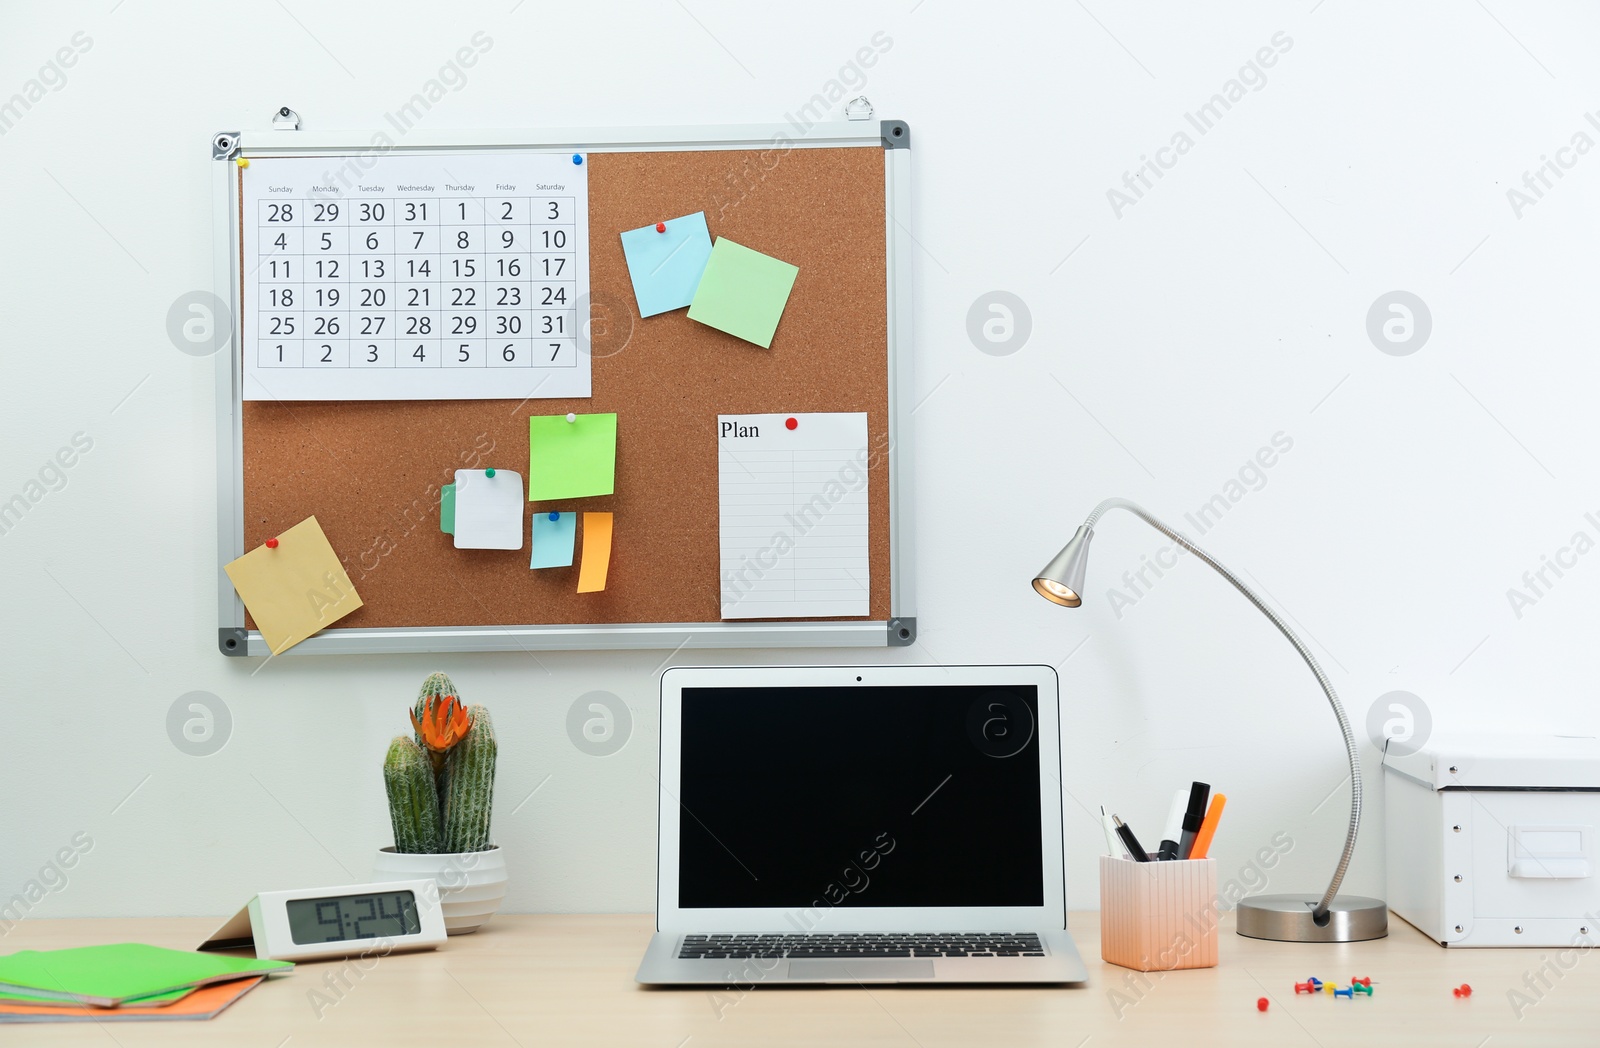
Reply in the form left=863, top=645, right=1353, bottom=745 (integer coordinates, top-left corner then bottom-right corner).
left=566, top=413, right=577, bottom=423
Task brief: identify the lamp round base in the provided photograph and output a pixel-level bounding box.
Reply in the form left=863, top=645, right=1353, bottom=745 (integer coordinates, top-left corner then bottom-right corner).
left=1235, top=894, right=1388, bottom=943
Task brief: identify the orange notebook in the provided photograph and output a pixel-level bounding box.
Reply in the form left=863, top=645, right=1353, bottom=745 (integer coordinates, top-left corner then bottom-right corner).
left=0, top=976, right=262, bottom=1023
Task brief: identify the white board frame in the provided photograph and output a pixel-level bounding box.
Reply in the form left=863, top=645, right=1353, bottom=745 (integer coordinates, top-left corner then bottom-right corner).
left=212, top=119, right=916, bottom=656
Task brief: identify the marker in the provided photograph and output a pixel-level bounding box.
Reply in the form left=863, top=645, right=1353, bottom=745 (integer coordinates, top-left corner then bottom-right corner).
left=1112, top=815, right=1150, bottom=862
left=1188, top=793, right=1227, bottom=860
left=549, top=511, right=560, bottom=521
left=566, top=412, right=577, bottom=423
left=1100, top=805, right=1126, bottom=858
left=485, top=467, right=496, bottom=478
left=264, top=537, right=279, bottom=549
left=655, top=221, right=666, bottom=233
left=1177, top=781, right=1210, bottom=859
left=785, top=417, right=798, bottom=430
left=1158, top=788, right=1186, bottom=860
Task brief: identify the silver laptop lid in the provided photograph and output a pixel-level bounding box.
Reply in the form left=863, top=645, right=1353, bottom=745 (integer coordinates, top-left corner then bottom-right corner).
left=656, top=665, right=1066, bottom=933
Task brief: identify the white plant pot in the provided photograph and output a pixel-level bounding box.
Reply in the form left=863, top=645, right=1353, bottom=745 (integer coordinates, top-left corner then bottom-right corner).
left=372, top=845, right=507, bottom=935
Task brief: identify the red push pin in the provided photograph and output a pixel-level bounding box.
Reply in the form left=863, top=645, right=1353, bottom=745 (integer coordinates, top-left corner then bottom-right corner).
left=785, top=417, right=798, bottom=430
left=655, top=221, right=666, bottom=233
left=265, top=537, right=279, bottom=549
left=1256, top=997, right=1269, bottom=1012
left=1351, top=977, right=1371, bottom=988
left=1294, top=979, right=1321, bottom=994
left=1454, top=983, right=1472, bottom=998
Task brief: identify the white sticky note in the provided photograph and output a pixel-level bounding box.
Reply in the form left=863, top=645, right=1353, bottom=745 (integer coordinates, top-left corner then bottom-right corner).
left=717, top=413, right=870, bottom=619
left=453, top=469, right=525, bottom=550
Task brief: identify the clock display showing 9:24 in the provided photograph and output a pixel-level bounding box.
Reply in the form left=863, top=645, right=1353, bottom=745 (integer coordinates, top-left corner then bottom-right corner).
left=285, top=891, right=422, bottom=945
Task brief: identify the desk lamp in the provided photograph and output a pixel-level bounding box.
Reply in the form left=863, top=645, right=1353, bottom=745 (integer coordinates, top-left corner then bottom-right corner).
left=1033, top=497, right=1386, bottom=943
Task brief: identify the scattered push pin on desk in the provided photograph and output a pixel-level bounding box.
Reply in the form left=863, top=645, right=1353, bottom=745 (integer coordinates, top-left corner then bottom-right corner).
left=1352, top=983, right=1373, bottom=996
left=1256, top=997, right=1268, bottom=1012
left=1324, top=982, right=1336, bottom=995
left=655, top=221, right=666, bottom=233
left=1294, top=979, right=1321, bottom=994
left=1351, top=977, right=1371, bottom=988
left=1454, top=983, right=1472, bottom=998
left=237, top=157, right=250, bottom=168
left=1333, top=986, right=1353, bottom=999
left=785, top=417, right=798, bottom=430
left=485, top=468, right=496, bottom=478
left=264, top=537, right=279, bottom=549
left=566, top=413, right=577, bottom=423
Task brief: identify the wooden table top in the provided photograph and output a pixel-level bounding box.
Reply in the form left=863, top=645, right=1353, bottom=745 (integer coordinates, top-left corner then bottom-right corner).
left=3, top=911, right=1589, bottom=1046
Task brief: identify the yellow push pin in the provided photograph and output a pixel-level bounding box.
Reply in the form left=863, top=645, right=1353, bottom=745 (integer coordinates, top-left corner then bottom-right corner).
left=237, top=157, right=250, bottom=168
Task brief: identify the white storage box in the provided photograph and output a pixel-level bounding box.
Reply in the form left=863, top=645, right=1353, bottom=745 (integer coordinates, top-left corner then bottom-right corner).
left=1384, top=733, right=1600, bottom=947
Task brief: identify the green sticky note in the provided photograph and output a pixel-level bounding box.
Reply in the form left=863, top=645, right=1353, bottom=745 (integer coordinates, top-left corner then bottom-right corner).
left=0, top=944, right=292, bottom=1007
left=686, top=238, right=799, bottom=349
left=440, top=483, right=455, bottom=535
left=528, top=413, right=617, bottom=501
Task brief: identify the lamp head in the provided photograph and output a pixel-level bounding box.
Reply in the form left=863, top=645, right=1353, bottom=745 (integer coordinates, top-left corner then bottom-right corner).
left=1033, top=525, right=1093, bottom=607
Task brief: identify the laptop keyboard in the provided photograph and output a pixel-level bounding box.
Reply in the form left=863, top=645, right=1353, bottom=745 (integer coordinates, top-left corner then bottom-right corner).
left=677, top=933, right=1044, bottom=960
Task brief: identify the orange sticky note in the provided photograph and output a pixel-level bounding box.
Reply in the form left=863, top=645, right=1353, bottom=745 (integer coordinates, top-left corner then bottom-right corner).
left=577, top=512, right=613, bottom=593
left=223, top=515, right=363, bottom=654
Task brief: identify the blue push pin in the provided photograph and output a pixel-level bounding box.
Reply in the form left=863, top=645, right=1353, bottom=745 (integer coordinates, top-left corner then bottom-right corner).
left=548, top=512, right=559, bottom=521
left=1333, top=986, right=1353, bottom=999
left=571, top=154, right=583, bottom=165
left=485, top=468, right=496, bottom=478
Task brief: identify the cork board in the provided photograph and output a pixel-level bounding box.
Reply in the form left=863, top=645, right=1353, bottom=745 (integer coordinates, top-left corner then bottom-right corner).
left=238, top=145, right=891, bottom=630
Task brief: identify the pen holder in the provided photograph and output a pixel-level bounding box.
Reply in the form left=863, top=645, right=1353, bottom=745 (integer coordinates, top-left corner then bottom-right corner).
left=1099, top=855, right=1218, bottom=972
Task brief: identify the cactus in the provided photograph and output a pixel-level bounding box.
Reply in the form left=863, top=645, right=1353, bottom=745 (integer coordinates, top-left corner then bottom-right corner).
left=384, top=673, right=498, bottom=855
left=441, top=704, right=497, bottom=853
left=383, top=736, right=442, bottom=854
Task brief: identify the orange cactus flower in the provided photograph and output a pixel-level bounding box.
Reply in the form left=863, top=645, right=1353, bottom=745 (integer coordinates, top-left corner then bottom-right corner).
left=410, top=695, right=473, bottom=755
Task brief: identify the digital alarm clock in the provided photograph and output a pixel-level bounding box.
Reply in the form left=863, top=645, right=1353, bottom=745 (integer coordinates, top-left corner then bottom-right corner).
left=198, top=878, right=448, bottom=962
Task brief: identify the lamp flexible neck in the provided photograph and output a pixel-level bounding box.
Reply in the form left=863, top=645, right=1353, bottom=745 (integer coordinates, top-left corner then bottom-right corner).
left=1082, top=498, right=1360, bottom=920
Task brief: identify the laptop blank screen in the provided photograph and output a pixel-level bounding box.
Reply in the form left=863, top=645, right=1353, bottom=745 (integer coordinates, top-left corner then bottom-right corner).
left=677, top=684, right=1045, bottom=909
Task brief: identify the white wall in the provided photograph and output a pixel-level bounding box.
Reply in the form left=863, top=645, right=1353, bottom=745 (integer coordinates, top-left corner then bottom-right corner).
left=4, top=0, right=1599, bottom=923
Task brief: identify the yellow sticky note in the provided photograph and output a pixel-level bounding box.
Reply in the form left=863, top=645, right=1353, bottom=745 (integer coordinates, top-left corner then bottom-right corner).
left=577, top=512, right=613, bottom=593
left=223, top=516, right=363, bottom=654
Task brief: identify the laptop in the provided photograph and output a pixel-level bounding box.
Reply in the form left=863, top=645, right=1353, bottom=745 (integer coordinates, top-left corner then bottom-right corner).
left=637, top=664, right=1087, bottom=985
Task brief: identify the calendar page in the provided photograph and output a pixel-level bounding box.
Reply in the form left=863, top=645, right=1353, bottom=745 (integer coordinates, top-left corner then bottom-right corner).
left=241, top=152, right=589, bottom=401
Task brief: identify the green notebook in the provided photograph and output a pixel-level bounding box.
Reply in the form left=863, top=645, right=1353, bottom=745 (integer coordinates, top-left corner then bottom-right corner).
left=0, top=985, right=193, bottom=1008
left=0, top=944, right=291, bottom=1007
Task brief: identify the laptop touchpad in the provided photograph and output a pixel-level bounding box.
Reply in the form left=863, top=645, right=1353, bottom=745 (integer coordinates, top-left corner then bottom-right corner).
left=787, top=960, right=936, bottom=980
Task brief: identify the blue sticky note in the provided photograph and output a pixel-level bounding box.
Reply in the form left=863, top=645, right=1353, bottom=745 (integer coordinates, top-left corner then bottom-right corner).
left=530, top=510, right=577, bottom=569
left=619, top=212, right=714, bottom=317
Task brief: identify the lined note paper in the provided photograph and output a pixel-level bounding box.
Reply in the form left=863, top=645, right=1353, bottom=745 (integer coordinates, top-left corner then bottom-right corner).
left=718, top=413, right=869, bottom=619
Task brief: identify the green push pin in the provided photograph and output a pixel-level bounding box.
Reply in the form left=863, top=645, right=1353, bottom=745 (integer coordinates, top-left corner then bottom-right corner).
left=485, top=468, right=496, bottom=478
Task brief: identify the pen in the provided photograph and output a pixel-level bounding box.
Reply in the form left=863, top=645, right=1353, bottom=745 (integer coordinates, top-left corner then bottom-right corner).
left=1158, top=788, right=1186, bottom=861
left=1188, top=793, right=1227, bottom=860
left=1112, top=815, right=1151, bottom=862
left=1177, top=781, right=1211, bottom=859
left=1101, top=805, right=1128, bottom=858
